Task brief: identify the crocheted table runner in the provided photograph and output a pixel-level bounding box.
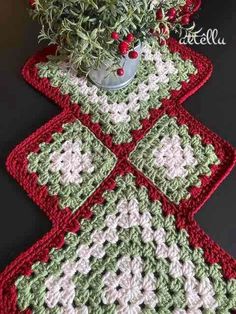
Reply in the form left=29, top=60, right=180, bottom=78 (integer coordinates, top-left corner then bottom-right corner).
left=0, top=39, right=236, bottom=313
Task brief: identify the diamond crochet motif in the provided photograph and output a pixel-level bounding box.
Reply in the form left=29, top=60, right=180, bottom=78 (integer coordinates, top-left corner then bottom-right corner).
left=27, top=118, right=116, bottom=212
left=130, top=115, right=219, bottom=204
left=36, top=43, right=196, bottom=144
left=15, top=175, right=235, bottom=313
left=57, top=46, right=177, bottom=126
left=2, top=32, right=236, bottom=314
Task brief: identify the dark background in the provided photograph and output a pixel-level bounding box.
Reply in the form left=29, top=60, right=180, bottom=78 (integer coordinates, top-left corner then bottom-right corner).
left=0, top=1, right=235, bottom=272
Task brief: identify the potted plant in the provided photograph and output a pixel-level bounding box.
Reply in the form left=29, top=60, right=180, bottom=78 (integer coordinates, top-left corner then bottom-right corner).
left=29, top=0, right=200, bottom=90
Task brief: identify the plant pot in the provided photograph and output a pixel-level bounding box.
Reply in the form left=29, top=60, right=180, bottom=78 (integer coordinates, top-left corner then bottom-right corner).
left=88, top=41, right=142, bottom=91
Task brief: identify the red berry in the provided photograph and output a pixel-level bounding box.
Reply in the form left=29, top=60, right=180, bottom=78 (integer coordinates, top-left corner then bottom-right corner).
left=167, top=8, right=177, bottom=20
left=181, top=15, right=190, bottom=25
left=117, top=68, right=125, bottom=76
left=29, top=0, right=35, bottom=8
left=156, top=8, right=163, bottom=20
left=126, top=33, right=134, bottom=43
left=128, top=51, right=139, bottom=59
left=118, top=41, right=129, bottom=55
left=111, top=32, right=119, bottom=40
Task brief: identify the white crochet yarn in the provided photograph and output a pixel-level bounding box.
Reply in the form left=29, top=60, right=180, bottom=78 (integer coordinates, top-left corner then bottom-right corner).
left=153, top=134, right=197, bottom=179
left=49, top=140, right=94, bottom=185
left=102, top=256, right=158, bottom=313
left=44, top=197, right=217, bottom=312
left=45, top=272, right=88, bottom=314
left=58, top=45, right=178, bottom=124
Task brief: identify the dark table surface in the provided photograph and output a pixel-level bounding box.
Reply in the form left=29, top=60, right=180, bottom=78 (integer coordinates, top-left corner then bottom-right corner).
left=0, top=1, right=235, bottom=272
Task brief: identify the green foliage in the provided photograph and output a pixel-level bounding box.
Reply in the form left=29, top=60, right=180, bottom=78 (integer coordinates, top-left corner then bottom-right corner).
left=31, top=0, right=194, bottom=72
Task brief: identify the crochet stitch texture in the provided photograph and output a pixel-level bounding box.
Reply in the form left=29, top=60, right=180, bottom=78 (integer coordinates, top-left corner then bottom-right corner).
left=15, top=175, right=235, bottom=313
left=0, top=38, right=235, bottom=313
left=27, top=119, right=116, bottom=212
left=36, top=43, right=196, bottom=144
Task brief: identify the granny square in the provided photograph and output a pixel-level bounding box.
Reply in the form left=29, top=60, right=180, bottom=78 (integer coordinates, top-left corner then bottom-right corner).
left=1, top=35, right=236, bottom=313
left=35, top=43, right=196, bottom=144
left=22, top=39, right=213, bottom=146
left=6, top=106, right=117, bottom=216
left=130, top=114, right=219, bottom=205
left=130, top=106, right=236, bottom=212
left=8, top=173, right=236, bottom=313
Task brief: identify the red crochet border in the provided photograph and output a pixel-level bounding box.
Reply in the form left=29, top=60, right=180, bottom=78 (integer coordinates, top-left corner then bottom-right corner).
left=1, top=22, right=236, bottom=313
left=22, top=37, right=213, bottom=109
left=5, top=104, right=236, bottom=220
left=21, top=38, right=213, bottom=157
left=0, top=117, right=236, bottom=314
left=0, top=102, right=235, bottom=313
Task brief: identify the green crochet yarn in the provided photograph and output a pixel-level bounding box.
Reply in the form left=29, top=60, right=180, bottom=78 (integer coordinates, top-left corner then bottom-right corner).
left=37, top=44, right=197, bottom=144
left=15, top=175, right=236, bottom=313
left=130, top=115, right=220, bottom=204
left=27, top=119, right=116, bottom=212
